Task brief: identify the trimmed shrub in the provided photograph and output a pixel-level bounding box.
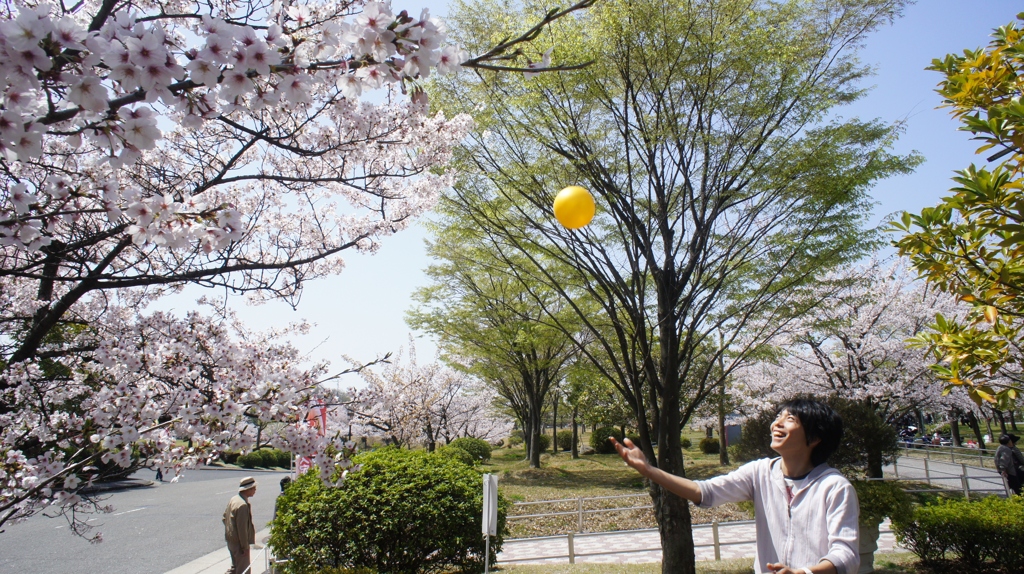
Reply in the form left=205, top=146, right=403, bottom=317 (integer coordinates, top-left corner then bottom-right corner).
left=590, top=426, right=622, bottom=454
left=449, top=437, right=492, bottom=463
left=436, top=445, right=475, bottom=466
left=680, top=436, right=692, bottom=450
left=277, top=449, right=294, bottom=468
left=556, top=430, right=574, bottom=451
left=892, top=496, right=1024, bottom=569
left=508, top=430, right=524, bottom=447
left=237, top=451, right=260, bottom=469
left=699, top=437, right=720, bottom=454
left=534, top=433, right=551, bottom=453
left=270, top=448, right=509, bottom=574
left=852, top=480, right=912, bottom=525
left=220, top=451, right=240, bottom=464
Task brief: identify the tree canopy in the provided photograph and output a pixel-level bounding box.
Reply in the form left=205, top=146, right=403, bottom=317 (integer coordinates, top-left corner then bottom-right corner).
left=433, top=0, right=915, bottom=570
left=893, top=13, right=1024, bottom=407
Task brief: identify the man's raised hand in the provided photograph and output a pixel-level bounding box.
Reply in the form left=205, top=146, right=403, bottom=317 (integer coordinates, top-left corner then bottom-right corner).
left=611, top=437, right=649, bottom=473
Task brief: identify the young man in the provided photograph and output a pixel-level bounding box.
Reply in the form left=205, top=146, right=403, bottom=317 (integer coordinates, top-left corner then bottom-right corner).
left=612, top=398, right=859, bottom=574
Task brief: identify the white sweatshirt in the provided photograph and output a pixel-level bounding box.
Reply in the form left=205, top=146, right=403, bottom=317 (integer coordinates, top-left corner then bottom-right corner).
left=696, top=458, right=860, bottom=574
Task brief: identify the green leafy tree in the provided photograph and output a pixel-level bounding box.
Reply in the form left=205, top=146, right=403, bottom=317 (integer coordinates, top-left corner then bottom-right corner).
left=436, top=0, right=915, bottom=570
left=893, top=14, right=1024, bottom=407
left=408, top=231, right=577, bottom=468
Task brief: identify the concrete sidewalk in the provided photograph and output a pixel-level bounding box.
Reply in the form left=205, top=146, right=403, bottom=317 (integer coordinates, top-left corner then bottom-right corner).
left=497, top=521, right=902, bottom=565
left=165, top=529, right=274, bottom=574
left=164, top=522, right=903, bottom=571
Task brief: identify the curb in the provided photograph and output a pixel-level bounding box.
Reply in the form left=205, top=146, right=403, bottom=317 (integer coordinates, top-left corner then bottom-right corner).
left=81, top=478, right=156, bottom=494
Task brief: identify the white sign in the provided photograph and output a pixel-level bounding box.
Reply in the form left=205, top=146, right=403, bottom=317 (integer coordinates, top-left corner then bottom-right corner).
left=482, top=473, right=498, bottom=536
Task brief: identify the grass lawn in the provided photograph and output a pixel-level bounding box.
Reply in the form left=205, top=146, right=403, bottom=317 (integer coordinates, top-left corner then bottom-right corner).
left=483, top=434, right=750, bottom=537
left=496, top=552, right=922, bottom=573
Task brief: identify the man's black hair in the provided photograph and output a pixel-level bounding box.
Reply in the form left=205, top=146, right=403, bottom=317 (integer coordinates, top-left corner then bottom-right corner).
left=776, top=398, right=844, bottom=467
left=1000, top=434, right=1013, bottom=446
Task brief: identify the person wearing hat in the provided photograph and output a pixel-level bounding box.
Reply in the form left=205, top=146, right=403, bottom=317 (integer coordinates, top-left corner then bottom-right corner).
left=223, top=476, right=258, bottom=573
left=996, top=434, right=1022, bottom=495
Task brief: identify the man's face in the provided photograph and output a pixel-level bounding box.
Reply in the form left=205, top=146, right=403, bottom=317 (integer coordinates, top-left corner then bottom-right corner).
left=770, top=409, right=819, bottom=457
left=243, top=486, right=257, bottom=497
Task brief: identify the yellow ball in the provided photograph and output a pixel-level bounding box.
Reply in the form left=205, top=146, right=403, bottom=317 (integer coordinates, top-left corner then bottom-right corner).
left=553, top=185, right=595, bottom=229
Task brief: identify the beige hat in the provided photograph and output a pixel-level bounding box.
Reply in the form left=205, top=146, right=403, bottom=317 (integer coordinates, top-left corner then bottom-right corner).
left=238, top=476, right=257, bottom=492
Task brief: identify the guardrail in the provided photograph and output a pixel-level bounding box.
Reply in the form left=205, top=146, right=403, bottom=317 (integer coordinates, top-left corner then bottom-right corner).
left=897, top=442, right=998, bottom=468
left=500, top=461, right=1013, bottom=565
left=506, top=492, right=652, bottom=532
left=499, top=520, right=761, bottom=564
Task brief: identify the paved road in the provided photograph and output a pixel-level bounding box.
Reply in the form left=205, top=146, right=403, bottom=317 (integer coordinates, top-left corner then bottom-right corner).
left=886, top=456, right=1007, bottom=495
left=0, top=467, right=289, bottom=574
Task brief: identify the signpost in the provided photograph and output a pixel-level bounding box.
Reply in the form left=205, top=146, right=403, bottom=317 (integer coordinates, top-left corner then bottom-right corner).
left=482, top=473, right=499, bottom=573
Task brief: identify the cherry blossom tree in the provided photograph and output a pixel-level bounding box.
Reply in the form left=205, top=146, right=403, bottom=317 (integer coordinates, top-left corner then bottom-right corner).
left=735, top=259, right=966, bottom=475
left=349, top=342, right=513, bottom=449
left=0, top=0, right=588, bottom=538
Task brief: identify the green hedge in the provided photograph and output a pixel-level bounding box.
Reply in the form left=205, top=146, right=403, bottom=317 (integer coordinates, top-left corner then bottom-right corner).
left=556, top=429, right=574, bottom=451
left=237, top=448, right=291, bottom=469
left=534, top=433, right=551, bottom=453
left=680, top=436, right=692, bottom=450
left=449, top=437, right=492, bottom=462
left=699, top=437, right=720, bottom=454
left=270, top=447, right=509, bottom=574
left=590, top=426, right=622, bottom=454
left=435, top=444, right=475, bottom=466
left=892, top=496, right=1024, bottom=569
left=508, top=430, right=524, bottom=447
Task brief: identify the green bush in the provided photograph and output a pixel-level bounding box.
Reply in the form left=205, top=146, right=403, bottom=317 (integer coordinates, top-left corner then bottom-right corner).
left=590, top=426, right=622, bottom=454
left=436, top=444, right=475, bottom=466
left=220, top=451, right=240, bottom=464
left=534, top=433, right=551, bottom=453
left=449, top=437, right=492, bottom=463
left=699, top=437, right=720, bottom=454
left=270, top=448, right=509, bottom=574
left=278, top=449, right=294, bottom=468
left=680, top=436, right=692, bottom=450
left=892, top=496, right=1024, bottom=569
left=508, top=430, right=524, bottom=447
left=237, top=451, right=260, bottom=469
left=852, top=480, right=912, bottom=525
left=556, top=430, right=574, bottom=451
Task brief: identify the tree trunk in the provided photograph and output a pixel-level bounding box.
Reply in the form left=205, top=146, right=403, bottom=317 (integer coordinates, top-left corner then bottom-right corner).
left=652, top=398, right=695, bottom=574
left=528, top=402, right=543, bottom=468
left=571, top=406, right=579, bottom=459
left=985, top=415, right=995, bottom=442
left=966, top=410, right=986, bottom=450
left=993, top=408, right=1008, bottom=434
left=718, top=383, right=729, bottom=465
left=948, top=409, right=962, bottom=447
left=866, top=442, right=883, bottom=479
left=552, top=393, right=559, bottom=455
left=1011, top=410, right=1019, bottom=431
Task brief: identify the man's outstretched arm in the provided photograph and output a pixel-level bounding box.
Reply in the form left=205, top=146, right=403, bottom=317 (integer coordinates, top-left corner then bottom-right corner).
left=611, top=437, right=702, bottom=504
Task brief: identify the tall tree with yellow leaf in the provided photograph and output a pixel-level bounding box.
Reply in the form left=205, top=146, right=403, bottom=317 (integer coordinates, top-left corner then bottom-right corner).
left=893, top=12, right=1024, bottom=407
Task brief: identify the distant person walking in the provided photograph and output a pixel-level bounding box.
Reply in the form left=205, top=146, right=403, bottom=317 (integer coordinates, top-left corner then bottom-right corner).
left=223, top=476, right=258, bottom=574
left=996, top=434, right=1022, bottom=496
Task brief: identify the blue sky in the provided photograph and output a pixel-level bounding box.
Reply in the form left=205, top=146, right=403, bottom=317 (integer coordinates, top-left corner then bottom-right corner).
left=163, top=0, right=1023, bottom=385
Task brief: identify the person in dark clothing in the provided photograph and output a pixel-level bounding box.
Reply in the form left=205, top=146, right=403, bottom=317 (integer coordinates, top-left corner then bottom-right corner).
left=996, top=434, right=1022, bottom=496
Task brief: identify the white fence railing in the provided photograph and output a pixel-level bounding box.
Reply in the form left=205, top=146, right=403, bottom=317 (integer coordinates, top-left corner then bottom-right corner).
left=897, top=442, right=999, bottom=469
left=499, top=461, right=1013, bottom=564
